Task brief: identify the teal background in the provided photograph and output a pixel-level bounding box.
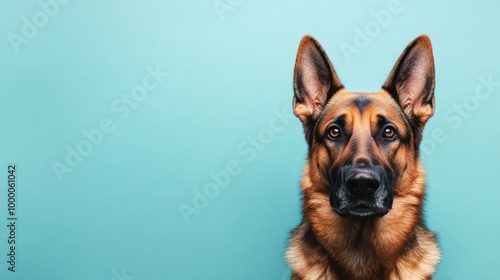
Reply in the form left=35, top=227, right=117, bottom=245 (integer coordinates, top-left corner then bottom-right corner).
left=0, top=0, right=499, bottom=279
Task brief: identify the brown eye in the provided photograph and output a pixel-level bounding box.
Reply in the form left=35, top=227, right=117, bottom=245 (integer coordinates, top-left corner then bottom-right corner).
left=383, top=126, right=396, bottom=139
left=327, top=126, right=341, bottom=139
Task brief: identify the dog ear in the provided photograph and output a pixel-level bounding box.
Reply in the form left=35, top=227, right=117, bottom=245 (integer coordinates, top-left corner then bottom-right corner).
left=293, top=35, right=343, bottom=139
left=383, top=35, right=435, bottom=127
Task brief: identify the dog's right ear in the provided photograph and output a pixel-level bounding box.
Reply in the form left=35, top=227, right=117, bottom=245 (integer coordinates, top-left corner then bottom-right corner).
left=293, top=35, right=343, bottom=139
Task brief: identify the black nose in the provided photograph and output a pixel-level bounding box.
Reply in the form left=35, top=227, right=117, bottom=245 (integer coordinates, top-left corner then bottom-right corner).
left=346, top=172, right=380, bottom=196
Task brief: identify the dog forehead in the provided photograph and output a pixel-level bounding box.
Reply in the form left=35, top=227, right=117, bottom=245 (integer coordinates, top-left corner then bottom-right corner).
left=318, top=90, right=405, bottom=128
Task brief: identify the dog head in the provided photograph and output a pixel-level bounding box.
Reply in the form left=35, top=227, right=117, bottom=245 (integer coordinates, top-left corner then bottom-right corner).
left=293, top=35, right=435, bottom=218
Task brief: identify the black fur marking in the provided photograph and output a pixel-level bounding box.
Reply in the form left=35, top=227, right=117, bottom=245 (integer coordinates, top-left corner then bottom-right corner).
left=294, top=71, right=305, bottom=103
left=423, top=73, right=435, bottom=105
left=334, top=115, right=346, bottom=128
left=401, top=230, right=418, bottom=256
left=353, top=96, right=371, bottom=113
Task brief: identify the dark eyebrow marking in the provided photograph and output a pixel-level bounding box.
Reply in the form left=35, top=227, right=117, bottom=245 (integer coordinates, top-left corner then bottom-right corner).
left=376, top=115, right=389, bottom=128
left=377, top=114, right=412, bottom=146
left=353, top=96, right=371, bottom=113
left=314, top=114, right=346, bottom=143
left=333, top=114, right=346, bottom=128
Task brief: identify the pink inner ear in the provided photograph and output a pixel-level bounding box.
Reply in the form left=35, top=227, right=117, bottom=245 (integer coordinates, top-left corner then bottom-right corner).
left=302, top=58, right=327, bottom=111
left=399, top=55, right=429, bottom=111
left=314, top=98, right=323, bottom=110
left=403, top=97, right=413, bottom=109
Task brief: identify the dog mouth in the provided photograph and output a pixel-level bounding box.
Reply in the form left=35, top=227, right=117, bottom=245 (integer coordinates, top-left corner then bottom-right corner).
left=348, top=209, right=374, bottom=218
left=346, top=204, right=380, bottom=218
left=332, top=196, right=392, bottom=218
left=335, top=202, right=387, bottom=218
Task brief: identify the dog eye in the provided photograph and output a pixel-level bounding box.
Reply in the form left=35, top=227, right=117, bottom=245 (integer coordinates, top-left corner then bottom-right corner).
left=327, top=126, right=341, bottom=139
left=382, top=126, right=396, bottom=139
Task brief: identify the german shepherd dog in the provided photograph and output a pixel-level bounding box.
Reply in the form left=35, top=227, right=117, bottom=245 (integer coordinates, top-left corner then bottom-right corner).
left=287, top=35, right=440, bottom=280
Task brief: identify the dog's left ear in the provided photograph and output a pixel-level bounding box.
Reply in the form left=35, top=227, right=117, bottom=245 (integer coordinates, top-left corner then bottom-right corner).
left=383, top=35, right=435, bottom=127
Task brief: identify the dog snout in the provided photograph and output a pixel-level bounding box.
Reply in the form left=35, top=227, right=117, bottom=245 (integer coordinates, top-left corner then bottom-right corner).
left=345, top=171, right=380, bottom=197
left=353, top=156, right=371, bottom=168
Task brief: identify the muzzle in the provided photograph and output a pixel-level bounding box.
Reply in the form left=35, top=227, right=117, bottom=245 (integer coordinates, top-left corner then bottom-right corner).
left=329, top=164, right=394, bottom=218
